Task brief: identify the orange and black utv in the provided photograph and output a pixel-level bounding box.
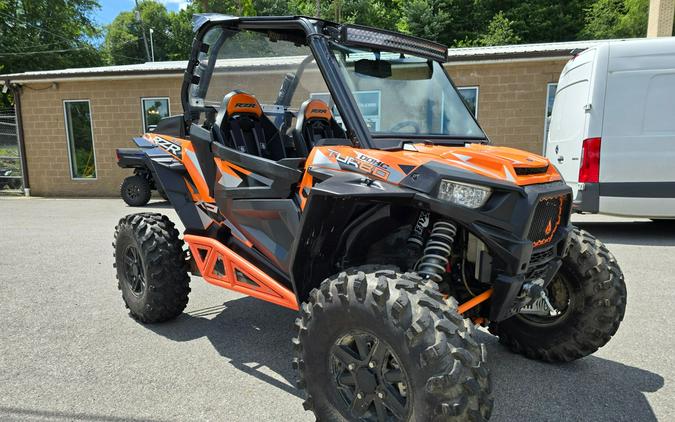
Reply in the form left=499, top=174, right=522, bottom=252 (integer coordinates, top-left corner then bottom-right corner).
left=113, top=14, right=626, bottom=421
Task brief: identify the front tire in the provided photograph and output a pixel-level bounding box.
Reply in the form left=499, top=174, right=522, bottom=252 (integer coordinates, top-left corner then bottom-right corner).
left=121, top=175, right=151, bottom=207
left=492, top=227, right=626, bottom=362
left=113, top=213, right=190, bottom=323
left=293, top=266, right=492, bottom=421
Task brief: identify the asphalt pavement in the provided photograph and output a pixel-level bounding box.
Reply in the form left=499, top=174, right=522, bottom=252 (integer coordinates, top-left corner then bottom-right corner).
left=0, top=197, right=673, bottom=421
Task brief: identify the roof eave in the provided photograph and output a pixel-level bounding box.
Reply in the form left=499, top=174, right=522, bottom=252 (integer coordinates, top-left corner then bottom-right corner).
left=2, top=68, right=184, bottom=84
left=446, top=50, right=578, bottom=63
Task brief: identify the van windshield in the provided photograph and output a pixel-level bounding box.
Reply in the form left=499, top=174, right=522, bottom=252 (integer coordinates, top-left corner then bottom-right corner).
left=330, top=45, right=486, bottom=143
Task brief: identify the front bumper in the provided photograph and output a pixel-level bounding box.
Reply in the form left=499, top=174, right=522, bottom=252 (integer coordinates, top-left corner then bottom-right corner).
left=488, top=227, right=569, bottom=321
left=405, top=176, right=573, bottom=322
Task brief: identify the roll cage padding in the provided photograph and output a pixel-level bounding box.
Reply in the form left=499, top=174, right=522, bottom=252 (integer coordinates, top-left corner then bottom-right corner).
left=292, top=99, right=346, bottom=157
left=213, top=91, right=286, bottom=161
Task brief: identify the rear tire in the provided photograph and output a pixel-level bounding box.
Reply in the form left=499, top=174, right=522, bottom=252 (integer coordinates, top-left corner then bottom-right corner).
left=121, top=175, right=151, bottom=207
left=293, top=266, right=492, bottom=421
left=113, top=213, right=190, bottom=323
left=491, top=227, right=626, bottom=362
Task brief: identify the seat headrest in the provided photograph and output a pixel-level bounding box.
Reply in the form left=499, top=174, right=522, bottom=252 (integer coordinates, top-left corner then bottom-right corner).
left=222, top=91, right=263, bottom=119
left=300, top=99, right=333, bottom=121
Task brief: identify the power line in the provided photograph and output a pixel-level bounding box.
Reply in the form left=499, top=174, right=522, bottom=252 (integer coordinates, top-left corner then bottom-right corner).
left=0, top=47, right=87, bottom=56
left=0, top=40, right=68, bottom=54
left=0, top=10, right=145, bottom=63
left=0, top=10, right=83, bottom=48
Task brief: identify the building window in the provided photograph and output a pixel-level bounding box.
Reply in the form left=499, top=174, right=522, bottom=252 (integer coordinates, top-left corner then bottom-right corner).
left=458, top=87, right=479, bottom=118
left=141, top=97, right=170, bottom=132
left=544, top=83, right=557, bottom=149
left=64, top=100, right=96, bottom=179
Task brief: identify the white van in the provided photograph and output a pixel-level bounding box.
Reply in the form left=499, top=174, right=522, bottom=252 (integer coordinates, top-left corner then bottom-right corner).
left=545, top=37, right=675, bottom=218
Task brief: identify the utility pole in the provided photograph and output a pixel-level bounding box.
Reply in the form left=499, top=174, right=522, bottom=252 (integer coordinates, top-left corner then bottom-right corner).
left=134, top=0, right=151, bottom=62
left=149, top=28, right=155, bottom=62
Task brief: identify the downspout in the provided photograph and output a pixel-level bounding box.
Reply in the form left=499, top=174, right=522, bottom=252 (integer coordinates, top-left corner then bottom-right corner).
left=8, top=82, right=30, bottom=196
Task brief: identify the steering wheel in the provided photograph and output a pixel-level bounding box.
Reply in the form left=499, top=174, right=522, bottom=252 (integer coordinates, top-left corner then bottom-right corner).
left=389, top=120, right=421, bottom=133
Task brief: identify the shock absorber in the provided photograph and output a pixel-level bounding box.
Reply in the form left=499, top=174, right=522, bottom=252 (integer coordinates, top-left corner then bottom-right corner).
left=417, top=219, right=458, bottom=283
left=407, top=210, right=430, bottom=249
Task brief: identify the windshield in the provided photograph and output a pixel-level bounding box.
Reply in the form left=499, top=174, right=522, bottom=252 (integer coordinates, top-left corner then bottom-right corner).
left=330, top=45, right=486, bottom=141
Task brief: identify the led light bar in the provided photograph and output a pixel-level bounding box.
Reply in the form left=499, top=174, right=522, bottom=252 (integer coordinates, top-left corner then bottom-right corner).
left=339, top=25, right=449, bottom=62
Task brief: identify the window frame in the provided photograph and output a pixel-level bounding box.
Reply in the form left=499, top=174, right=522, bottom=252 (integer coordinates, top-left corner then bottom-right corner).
left=543, top=82, right=558, bottom=154
left=457, top=86, right=480, bottom=118
left=63, top=99, right=97, bottom=181
left=140, top=97, right=171, bottom=133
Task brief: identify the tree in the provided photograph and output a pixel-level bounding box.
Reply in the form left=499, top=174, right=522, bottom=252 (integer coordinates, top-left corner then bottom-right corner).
left=400, top=0, right=454, bottom=45
left=166, top=4, right=201, bottom=60
left=192, top=0, right=255, bottom=15
left=253, top=0, right=291, bottom=16
left=0, top=0, right=102, bottom=106
left=0, top=0, right=102, bottom=74
left=580, top=0, right=649, bottom=39
left=500, top=0, right=586, bottom=43
left=288, top=0, right=403, bottom=31
left=457, top=11, right=521, bottom=47
left=104, top=0, right=173, bottom=64
left=481, top=12, right=521, bottom=45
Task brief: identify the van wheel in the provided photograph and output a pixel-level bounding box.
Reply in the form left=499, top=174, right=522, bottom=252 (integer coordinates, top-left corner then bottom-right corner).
left=121, top=175, right=151, bottom=206
left=293, top=266, right=492, bottom=421
left=491, top=228, right=626, bottom=362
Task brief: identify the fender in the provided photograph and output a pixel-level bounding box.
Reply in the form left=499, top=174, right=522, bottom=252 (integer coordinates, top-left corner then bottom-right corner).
left=145, top=157, right=214, bottom=232
left=288, top=172, right=416, bottom=302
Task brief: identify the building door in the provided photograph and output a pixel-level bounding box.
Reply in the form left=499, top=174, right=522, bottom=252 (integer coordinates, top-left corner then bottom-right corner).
left=0, top=107, right=24, bottom=193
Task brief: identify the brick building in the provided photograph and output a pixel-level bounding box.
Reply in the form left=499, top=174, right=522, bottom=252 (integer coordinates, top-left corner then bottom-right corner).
left=0, top=40, right=603, bottom=197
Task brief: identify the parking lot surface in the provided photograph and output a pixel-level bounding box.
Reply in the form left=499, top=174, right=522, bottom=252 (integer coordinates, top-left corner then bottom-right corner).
left=1, top=197, right=673, bottom=421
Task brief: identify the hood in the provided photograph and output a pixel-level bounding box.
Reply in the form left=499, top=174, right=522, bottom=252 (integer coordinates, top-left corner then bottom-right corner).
left=310, top=143, right=562, bottom=187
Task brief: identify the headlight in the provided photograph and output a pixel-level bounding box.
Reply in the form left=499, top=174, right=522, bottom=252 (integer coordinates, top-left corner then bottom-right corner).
left=438, top=180, right=492, bottom=209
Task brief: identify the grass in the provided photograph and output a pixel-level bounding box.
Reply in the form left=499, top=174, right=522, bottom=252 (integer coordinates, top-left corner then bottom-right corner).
left=0, top=145, right=21, bottom=173
left=0, top=145, right=18, bottom=156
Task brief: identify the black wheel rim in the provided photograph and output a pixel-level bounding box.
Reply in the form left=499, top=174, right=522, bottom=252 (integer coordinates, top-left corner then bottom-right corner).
left=518, top=273, right=573, bottom=326
left=123, top=245, right=146, bottom=297
left=330, top=331, right=411, bottom=421
left=126, top=184, right=140, bottom=199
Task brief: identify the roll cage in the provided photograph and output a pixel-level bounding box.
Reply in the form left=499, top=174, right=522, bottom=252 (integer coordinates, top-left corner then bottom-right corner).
left=180, top=14, right=487, bottom=150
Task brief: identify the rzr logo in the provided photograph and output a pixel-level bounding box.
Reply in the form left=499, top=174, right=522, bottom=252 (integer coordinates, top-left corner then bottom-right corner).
left=235, top=103, right=256, bottom=108
left=154, top=137, right=181, bottom=157
left=310, top=109, right=327, bottom=114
